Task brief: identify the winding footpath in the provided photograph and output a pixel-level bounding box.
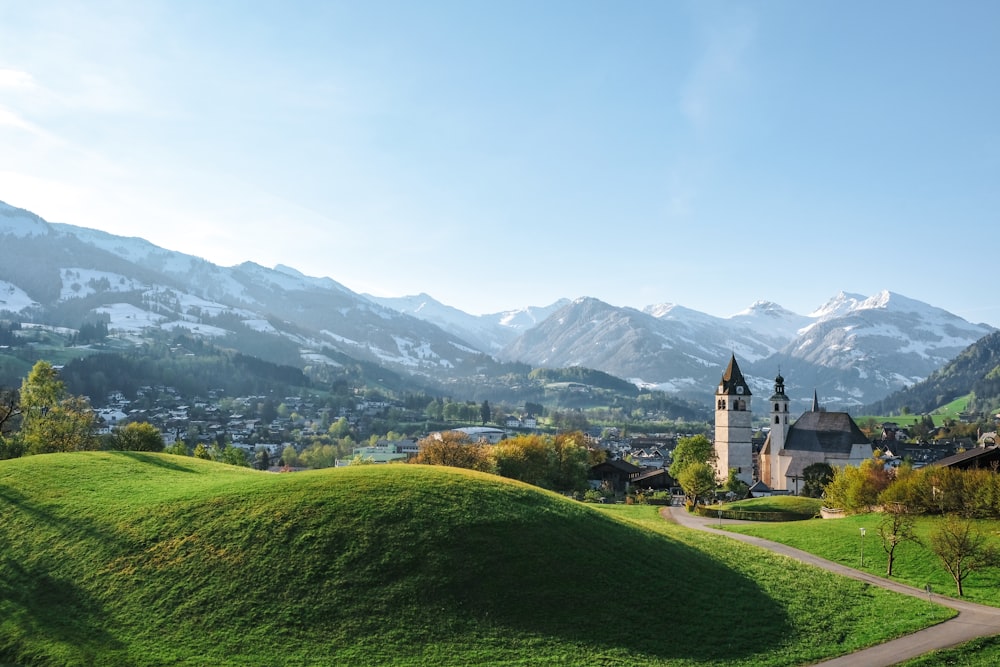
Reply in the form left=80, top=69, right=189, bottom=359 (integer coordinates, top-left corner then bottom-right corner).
left=663, top=507, right=1000, bottom=666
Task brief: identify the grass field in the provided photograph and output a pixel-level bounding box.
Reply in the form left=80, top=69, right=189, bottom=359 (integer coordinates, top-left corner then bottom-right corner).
left=0, top=453, right=955, bottom=665
left=722, top=513, right=1000, bottom=605
left=853, top=394, right=972, bottom=429
left=714, top=495, right=824, bottom=517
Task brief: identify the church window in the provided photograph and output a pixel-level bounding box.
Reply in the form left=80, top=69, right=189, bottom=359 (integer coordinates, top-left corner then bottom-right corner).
left=774, top=416, right=779, bottom=424
left=774, top=402, right=779, bottom=411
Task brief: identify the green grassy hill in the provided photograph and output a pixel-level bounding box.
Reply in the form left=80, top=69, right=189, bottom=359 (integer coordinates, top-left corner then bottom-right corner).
left=0, top=453, right=951, bottom=666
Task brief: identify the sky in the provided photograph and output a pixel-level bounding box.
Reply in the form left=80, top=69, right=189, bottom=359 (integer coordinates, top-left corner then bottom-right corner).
left=1, top=1, right=998, bottom=326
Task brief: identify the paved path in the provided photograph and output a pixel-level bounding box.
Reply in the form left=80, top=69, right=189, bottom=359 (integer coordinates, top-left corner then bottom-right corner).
left=662, top=507, right=1000, bottom=666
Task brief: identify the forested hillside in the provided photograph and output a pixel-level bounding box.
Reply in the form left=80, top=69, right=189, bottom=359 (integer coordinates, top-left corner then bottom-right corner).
left=865, top=331, right=1000, bottom=416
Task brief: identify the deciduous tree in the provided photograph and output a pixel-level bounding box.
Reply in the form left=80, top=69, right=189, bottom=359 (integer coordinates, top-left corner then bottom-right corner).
left=668, top=434, right=714, bottom=480
left=878, top=502, right=921, bottom=577
left=930, top=514, right=999, bottom=596
left=110, top=421, right=165, bottom=452
left=801, top=462, right=835, bottom=498
left=412, top=431, right=495, bottom=473
left=678, top=462, right=717, bottom=508
left=19, top=361, right=97, bottom=455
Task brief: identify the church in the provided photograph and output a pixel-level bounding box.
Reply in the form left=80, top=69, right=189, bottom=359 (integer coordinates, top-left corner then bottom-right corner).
left=713, top=355, right=874, bottom=493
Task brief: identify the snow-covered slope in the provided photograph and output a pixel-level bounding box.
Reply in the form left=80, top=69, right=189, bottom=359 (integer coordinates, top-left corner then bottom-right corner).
left=366, top=293, right=569, bottom=353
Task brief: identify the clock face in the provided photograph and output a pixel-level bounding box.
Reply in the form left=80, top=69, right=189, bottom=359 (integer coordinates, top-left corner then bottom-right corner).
left=736, top=386, right=744, bottom=395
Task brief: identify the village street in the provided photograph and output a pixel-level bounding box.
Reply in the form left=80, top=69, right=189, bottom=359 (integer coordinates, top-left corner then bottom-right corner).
left=663, top=507, right=1000, bottom=666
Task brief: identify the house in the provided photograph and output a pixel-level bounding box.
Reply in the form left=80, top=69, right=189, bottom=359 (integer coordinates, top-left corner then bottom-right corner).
left=631, top=467, right=676, bottom=492
left=756, top=374, right=873, bottom=493
left=588, top=459, right=641, bottom=494
left=929, top=445, right=1000, bottom=471
left=451, top=426, right=506, bottom=444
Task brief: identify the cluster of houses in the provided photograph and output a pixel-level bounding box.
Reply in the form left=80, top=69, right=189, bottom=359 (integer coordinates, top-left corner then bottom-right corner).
left=87, top=355, right=1000, bottom=491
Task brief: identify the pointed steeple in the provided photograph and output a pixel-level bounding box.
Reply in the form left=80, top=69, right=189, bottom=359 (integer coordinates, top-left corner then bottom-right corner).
left=717, top=354, right=752, bottom=396
left=812, top=390, right=820, bottom=412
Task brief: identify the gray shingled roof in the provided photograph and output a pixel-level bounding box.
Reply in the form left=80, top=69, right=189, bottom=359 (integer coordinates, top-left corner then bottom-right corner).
left=783, top=411, right=871, bottom=455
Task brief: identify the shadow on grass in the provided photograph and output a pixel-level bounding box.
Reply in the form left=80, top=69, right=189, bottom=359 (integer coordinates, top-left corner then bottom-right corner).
left=306, top=493, right=794, bottom=663
left=106, top=450, right=201, bottom=473
left=0, top=542, right=129, bottom=665
left=443, top=508, right=790, bottom=662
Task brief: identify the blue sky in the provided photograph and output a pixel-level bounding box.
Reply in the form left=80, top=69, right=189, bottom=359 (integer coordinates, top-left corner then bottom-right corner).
left=1, top=1, right=998, bottom=325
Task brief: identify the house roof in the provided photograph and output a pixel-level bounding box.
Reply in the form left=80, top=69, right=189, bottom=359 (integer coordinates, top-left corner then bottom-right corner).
left=591, top=459, right=642, bottom=475
left=930, top=445, right=1000, bottom=469
left=632, top=468, right=675, bottom=485
left=718, top=354, right=752, bottom=396
left=782, top=410, right=871, bottom=456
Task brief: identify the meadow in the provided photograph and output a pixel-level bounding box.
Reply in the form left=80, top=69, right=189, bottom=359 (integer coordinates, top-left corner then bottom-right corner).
left=0, top=453, right=955, bottom=666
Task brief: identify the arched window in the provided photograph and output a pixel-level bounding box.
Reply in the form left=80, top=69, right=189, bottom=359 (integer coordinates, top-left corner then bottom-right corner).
left=774, top=416, right=779, bottom=424
left=774, top=402, right=779, bottom=411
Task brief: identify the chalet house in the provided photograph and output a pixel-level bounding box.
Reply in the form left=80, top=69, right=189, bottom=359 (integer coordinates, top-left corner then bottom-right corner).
left=631, top=467, right=676, bottom=492
left=588, top=459, right=642, bottom=494
left=930, top=445, right=1000, bottom=471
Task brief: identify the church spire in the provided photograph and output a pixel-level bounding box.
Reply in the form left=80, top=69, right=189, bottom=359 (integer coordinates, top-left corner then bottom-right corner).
left=812, top=390, right=820, bottom=412
left=718, top=354, right=752, bottom=396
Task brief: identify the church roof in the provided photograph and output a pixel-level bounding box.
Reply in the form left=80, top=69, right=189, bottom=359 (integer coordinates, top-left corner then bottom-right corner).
left=718, top=354, right=752, bottom=396
left=783, top=411, right=872, bottom=456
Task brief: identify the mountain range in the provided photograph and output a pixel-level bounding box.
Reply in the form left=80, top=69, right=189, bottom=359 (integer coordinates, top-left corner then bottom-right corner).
left=1, top=199, right=994, bottom=410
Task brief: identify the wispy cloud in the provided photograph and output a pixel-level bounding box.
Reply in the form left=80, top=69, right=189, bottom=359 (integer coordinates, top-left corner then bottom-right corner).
left=0, top=68, right=36, bottom=89
left=679, top=11, right=757, bottom=129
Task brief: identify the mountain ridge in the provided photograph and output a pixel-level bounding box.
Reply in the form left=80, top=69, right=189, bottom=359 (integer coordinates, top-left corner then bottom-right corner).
left=1, top=199, right=993, bottom=408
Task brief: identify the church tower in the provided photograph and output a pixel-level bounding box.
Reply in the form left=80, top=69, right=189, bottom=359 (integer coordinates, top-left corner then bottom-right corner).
left=768, top=372, right=791, bottom=489
left=714, top=355, right=753, bottom=486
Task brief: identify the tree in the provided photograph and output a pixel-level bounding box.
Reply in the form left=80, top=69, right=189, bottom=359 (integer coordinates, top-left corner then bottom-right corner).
left=724, top=467, right=749, bottom=500
left=801, top=462, right=835, bottom=499
left=678, top=462, right=717, bottom=508
left=668, top=434, right=714, bottom=480
left=822, top=456, right=891, bottom=513
left=110, top=421, right=165, bottom=452
left=19, top=364, right=98, bottom=455
left=930, top=514, right=999, bottom=596
left=164, top=440, right=188, bottom=456
left=255, top=447, right=271, bottom=471
left=0, top=387, right=22, bottom=459
left=222, top=445, right=248, bottom=467
left=280, top=444, right=299, bottom=468
left=878, top=502, right=921, bottom=577
left=193, top=443, right=212, bottom=460
left=411, top=431, right=495, bottom=473
left=480, top=400, right=491, bottom=425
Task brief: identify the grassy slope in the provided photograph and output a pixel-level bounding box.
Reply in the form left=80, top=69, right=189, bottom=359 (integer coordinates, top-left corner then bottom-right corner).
left=0, top=454, right=953, bottom=666
left=715, top=496, right=824, bottom=516
left=723, top=513, right=1000, bottom=666
left=722, top=513, right=1000, bottom=606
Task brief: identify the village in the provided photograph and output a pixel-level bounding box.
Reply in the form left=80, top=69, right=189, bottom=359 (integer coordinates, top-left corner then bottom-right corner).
left=88, top=354, right=992, bottom=497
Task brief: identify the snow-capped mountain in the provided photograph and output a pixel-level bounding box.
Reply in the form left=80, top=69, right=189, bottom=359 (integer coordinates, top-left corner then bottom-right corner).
left=365, top=292, right=569, bottom=353
left=0, top=200, right=492, bottom=384
left=497, top=292, right=994, bottom=408
left=1, top=198, right=993, bottom=408
left=766, top=289, right=993, bottom=408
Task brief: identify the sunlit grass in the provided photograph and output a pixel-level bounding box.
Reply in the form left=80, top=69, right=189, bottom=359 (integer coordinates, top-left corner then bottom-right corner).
left=1, top=453, right=955, bottom=665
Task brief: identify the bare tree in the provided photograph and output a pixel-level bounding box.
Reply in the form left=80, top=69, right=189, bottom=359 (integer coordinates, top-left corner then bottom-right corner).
left=930, top=514, right=999, bottom=596
left=878, top=502, right=921, bottom=577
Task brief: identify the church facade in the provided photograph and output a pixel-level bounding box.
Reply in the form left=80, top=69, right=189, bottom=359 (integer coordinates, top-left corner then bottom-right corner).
left=713, top=356, right=874, bottom=493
